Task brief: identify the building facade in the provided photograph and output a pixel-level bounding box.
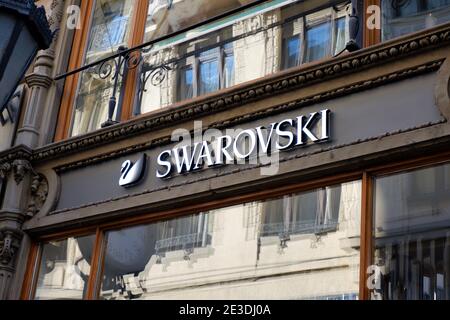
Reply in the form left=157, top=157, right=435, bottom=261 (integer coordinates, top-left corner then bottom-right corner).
left=1, top=0, right=450, bottom=300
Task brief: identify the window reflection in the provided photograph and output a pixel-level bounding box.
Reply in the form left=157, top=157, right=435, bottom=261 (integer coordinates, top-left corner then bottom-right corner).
left=261, top=186, right=342, bottom=238
left=373, top=163, right=450, bottom=299
left=382, top=0, right=450, bottom=41
left=138, top=1, right=350, bottom=114
left=99, top=181, right=361, bottom=300
left=71, top=0, right=135, bottom=137
left=34, top=235, right=95, bottom=300
left=305, top=22, right=331, bottom=63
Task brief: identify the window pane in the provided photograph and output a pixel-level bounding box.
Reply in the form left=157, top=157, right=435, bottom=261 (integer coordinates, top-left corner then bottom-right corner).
left=334, top=17, right=347, bottom=55
left=373, top=163, right=450, bottom=299
left=178, top=67, right=193, bottom=101
left=284, top=36, right=301, bottom=69
left=305, top=22, right=331, bottom=63
left=382, top=0, right=450, bottom=41
left=71, top=0, right=135, bottom=137
left=34, top=235, right=95, bottom=300
left=99, top=180, right=361, bottom=300
left=199, top=57, right=220, bottom=95
left=138, top=1, right=347, bottom=115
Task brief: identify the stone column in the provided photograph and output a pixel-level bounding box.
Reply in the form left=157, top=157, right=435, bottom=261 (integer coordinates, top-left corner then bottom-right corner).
left=16, top=0, right=65, bottom=148
left=0, top=147, right=33, bottom=299
left=0, top=0, right=65, bottom=300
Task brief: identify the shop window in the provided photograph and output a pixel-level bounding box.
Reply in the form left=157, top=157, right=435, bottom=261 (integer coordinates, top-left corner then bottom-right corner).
left=93, top=180, right=361, bottom=300
left=69, top=0, right=136, bottom=137
left=33, top=235, right=95, bottom=300
left=372, top=162, right=450, bottom=300
left=99, top=212, right=212, bottom=299
left=27, top=179, right=361, bottom=300
left=57, top=1, right=354, bottom=138
left=382, top=0, right=450, bottom=41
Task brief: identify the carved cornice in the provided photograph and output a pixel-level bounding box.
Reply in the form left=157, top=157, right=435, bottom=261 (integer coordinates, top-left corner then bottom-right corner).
left=25, top=24, right=450, bottom=164
left=54, top=59, right=444, bottom=173
left=25, top=73, right=53, bottom=89
left=0, top=146, right=32, bottom=178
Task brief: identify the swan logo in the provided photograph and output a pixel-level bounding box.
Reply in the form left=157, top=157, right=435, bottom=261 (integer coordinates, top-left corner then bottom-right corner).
left=119, top=154, right=147, bottom=187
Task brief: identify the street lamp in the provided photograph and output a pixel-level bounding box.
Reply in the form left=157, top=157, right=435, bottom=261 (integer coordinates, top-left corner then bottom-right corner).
left=0, top=0, right=52, bottom=122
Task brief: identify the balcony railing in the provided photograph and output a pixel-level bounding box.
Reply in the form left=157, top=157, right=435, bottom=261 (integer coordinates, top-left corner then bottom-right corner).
left=261, top=219, right=339, bottom=238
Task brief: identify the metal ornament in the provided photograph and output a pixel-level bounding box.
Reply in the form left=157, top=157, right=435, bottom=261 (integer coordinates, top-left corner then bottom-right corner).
left=119, top=153, right=147, bottom=187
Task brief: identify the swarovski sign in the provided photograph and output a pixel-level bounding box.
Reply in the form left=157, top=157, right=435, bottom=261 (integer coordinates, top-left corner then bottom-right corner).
left=120, top=109, right=331, bottom=186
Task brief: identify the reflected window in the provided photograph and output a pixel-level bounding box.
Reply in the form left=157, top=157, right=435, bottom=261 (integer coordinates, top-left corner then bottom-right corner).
left=284, top=36, right=302, bottom=69
left=70, top=0, right=135, bottom=137
left=281, top=5, right=349, bottom=69
left=199, top=49, right=220, bottom=95
left=305, top=21, right=332, bottom=62
left=260, top=185, right=343, bottom=238
left=139, top=1, right=351, bottom=114
left=175, top=32, right=235, bottom=103
left=178, top=67, right=194, bottom=101
left=373, top=162, right=450, bottom=300
left=34, top=235, right=95, bottom=300
left=98, top=180, right=361, bottom=300
left=382, top=0, right=450, bottom=41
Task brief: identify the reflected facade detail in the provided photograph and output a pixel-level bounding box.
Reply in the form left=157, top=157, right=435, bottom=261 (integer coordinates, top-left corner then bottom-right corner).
left=98, top=181, right=361, bottom=300
left=34, top=235, right=95, bottom=300
left=373, top=163, right=450, bottom=299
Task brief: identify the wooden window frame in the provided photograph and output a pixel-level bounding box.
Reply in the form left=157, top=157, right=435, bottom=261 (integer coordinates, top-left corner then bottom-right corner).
left=55, top=0, right=149, bottom=141
left=364, top=0, right=381, bottom=47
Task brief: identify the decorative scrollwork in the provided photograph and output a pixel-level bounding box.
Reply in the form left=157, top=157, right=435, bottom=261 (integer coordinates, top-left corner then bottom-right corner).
left=98, top=59, right=116, bottom=80
left=126, top=51, right=143, bottom=70
left=149, top=64, right=172, bottom=86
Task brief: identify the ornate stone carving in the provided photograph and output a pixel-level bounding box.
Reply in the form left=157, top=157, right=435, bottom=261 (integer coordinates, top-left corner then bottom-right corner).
left=0, top=163, right=11, bottom=180
left=0, top=146, right=32, bottom=181
left=12, top=160, right=32, bottom=185
left=0, top=229, right=23, bottom=270
left=26, top=174, right=48, bottom=218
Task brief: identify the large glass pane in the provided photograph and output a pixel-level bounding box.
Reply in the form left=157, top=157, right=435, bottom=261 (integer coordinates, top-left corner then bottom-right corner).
left=382, top=0, right=450, bottom=41
left=99, top=180, right=361, bottom=300
left=305, top=21, right=331, bottom=63
left=71, top=0, right=135, bottom=137
left=373, top=163, right=450, bottom=299
left=34, top=235, right=95, bottom=300
left=138, top=0, right=350, bottom=114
